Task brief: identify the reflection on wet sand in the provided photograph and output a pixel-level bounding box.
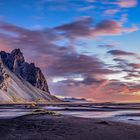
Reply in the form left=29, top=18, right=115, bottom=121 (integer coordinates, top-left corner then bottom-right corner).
left=0, top=103, right=140, bottom=125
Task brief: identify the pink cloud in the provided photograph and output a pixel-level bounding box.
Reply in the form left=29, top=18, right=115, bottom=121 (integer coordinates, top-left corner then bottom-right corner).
left=116, top=0, right=137, bottom=8
left=128, top=63, right=140, bottom=69
left=56, top=18, right=139, bottom=39
left=123, top=25, right=139, bottom=33
left=0, top=21, right=140, bottom=102
left=104, top=9, right=120, bottom=15
left=93, top=20, right=138, bottom=36
left=53, top=80, right=140, bottom=102
left=104, top=0, right=138, bottom=8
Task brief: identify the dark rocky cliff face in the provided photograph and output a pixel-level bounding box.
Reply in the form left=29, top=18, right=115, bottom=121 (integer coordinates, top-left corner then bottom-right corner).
left=0, top=49, right=49, bottom=93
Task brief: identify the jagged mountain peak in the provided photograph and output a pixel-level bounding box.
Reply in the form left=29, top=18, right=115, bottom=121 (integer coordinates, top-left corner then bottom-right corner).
left=11, top=48, right=22, bottom=54
left=11, top=49, right=25, bottom=62
left=0, top=49, right=59, bottom=103
left=0, top=49, right=49, bottom=93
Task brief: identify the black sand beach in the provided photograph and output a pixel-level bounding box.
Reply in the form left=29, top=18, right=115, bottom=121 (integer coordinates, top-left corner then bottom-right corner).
left=0, top=113, right=140, bottom=140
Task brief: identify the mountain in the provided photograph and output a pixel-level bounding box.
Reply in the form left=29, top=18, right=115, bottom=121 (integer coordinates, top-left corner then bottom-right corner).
left=60, top=97, right=92, bottom=103
left=0, top=49, right=59, bottom=103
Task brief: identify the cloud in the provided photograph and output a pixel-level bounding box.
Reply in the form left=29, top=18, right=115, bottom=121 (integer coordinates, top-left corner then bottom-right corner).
left=108, top=50, right=137, bottom=56
left=36, top=0, right=97, bottom=12
left=55, top=17, right=138, bottom=39
left=47, top=53, right=118, bottom=78
left=0, top=21, right=140, bottom=102
left=115, top=0, right=138, bottom=8
left=113, top=58, right=140, bottom=82
left=0, top=21, right=117, bottom=79
left=104, top=9, right=120, bottom=15
left=93, top=20, right=138, bottom=36
left=113, top=58, right=128, bottom=62
left=0, top=22, right=63, bottom=55
left=52, top=79, right=140, bottom=102
left=78, top=5, right=95, bottom=11
left=35, top=0, right=137, bottom=15
left=128, top=63, right=140, bottom=69
left=104, top=0, right=138, bottom=8
left=55, top=17, right=93, bottom=39
left=124, top=73, right=139, bottom=80
left=98, top=44, right=115, bottom=48
left=86, top=0, right=96, bottom=2
left=120, top=14, right=128, bottom=23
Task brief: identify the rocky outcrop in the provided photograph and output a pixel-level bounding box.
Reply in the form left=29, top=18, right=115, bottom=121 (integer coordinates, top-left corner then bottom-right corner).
left=0, top=49, right=59, bottom=103
left=0, top=63, right=10, bottom=92
left=0, top=49, right=49, bottom=93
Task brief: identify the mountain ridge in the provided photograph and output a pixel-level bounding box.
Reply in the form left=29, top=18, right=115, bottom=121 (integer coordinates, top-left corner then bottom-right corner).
left=0, top=49, right=59, bottom=103
left=0, top=49, right=49, bottom=92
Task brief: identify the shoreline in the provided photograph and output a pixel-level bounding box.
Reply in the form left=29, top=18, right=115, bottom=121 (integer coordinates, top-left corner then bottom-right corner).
left=0, top=104, right=140, bottom=125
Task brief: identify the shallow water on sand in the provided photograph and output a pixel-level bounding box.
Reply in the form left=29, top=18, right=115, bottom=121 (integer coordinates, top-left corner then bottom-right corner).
left=0, top=104, right=140, bottom=125
left=44, top=105, right=140, bottom=125
left=0, top=107, right=32, bottom=119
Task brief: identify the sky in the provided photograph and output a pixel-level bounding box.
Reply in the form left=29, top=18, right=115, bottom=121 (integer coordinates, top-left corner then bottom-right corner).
left=0, top=0, right=140, bottom=102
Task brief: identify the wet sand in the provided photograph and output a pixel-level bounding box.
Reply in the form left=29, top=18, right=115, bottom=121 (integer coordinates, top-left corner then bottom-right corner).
left=0, top=113, right=140, bottom=140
